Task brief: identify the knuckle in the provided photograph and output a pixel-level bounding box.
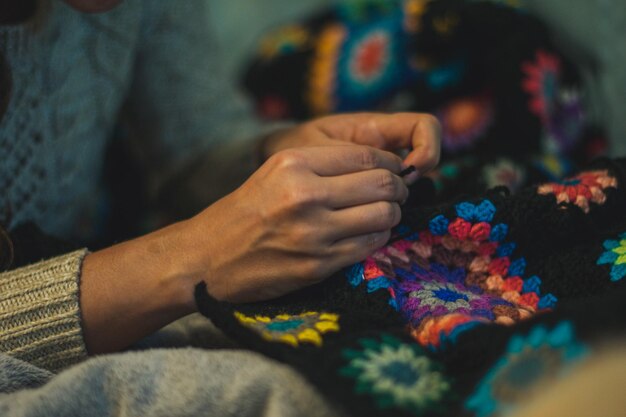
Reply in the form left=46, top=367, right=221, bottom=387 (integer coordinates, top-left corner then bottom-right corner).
left=379, top=201, right=401, bottom=229
left=288, top=224, right=315, bottom=248
left=307, top=186, right=329, bottom=205
left=357, top=147, right=379, bottom=169
left=270, top=149, right=306, bottom=171
left=366, top=233, right=379, bottom=252
left=377, top=171, right=398, bottom=196
left=366, top=230, right=390, bottom=252
left=286, top=186, right=325, bottom=208
left=377, top=202, right=399, bottom=228
left=284, top=188, right=306, bottom=209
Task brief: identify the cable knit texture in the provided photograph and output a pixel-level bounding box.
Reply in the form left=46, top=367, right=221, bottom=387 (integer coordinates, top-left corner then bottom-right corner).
left=0, top=0, right=259, bottom=242
left=0, top=249, right=88, bottom=372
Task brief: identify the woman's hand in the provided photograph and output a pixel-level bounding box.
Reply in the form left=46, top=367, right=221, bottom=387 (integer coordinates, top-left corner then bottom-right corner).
left=262, top=112, right=441, bottom=184
left=180, top=144, right=409, bottom=302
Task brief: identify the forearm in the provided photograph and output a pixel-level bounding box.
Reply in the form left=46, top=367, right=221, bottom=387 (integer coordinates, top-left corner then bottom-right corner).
left=80, top=221, right=199, bottom=354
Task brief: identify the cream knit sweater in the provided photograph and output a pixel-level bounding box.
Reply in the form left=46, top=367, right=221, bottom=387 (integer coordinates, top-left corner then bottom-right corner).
left=0, top=0, right=261, bottom=371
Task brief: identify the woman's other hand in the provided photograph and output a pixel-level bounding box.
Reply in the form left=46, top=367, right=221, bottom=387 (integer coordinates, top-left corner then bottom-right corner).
left=262, top=112, right=441, bottom=185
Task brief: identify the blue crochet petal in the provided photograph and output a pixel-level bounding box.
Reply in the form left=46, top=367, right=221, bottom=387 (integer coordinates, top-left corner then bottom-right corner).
left=597, top=250, right=618, bottom=265
left=507, top=258, right=527, bottom=277
left=455, top=202, right=476, bottom=221
left=496, top=242, right=516, bottom=257
left=610, top=263, right=626, bottom=282
left=602, top=239, right=620, bottom=250
left=429, top=214, right=450, bottom=235
left=489, top=224, right=509, bottom=242
left=346, top=263, right=365, bottom=287
left=523, top=276, right=542, bottom=294
left=537, top=293, right=557, bottom=309
left=475, top=200, right=496, bottom=222
left=367, top=276, right=391, bottom=292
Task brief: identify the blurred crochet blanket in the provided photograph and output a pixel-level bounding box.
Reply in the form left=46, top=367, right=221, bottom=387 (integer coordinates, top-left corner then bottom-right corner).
left=242, top=0, right=610, bottom=200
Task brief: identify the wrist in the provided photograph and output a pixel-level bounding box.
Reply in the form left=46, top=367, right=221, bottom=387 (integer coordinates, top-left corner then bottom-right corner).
left=139, top=220, right=203, bottom=314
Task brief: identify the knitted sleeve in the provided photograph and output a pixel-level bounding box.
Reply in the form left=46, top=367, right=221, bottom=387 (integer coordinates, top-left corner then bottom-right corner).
left=0, top=250, right=89, bottom=372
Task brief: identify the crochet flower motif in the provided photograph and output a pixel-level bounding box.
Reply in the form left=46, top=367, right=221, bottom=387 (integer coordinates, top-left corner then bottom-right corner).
left=522, top=50, right=585, bottom=151
left=309, top=13, right=413, bottom=115
left=437, top=95, right=494, bottom=152
left=234, top=311, right=339, bottom=347
left=466, top=321, right=588, bottom=417
left=537, top=170, right=617, bottom=213
left=597, top=232, right=626, bottom=282
left=340, top=334, right=450, bottom=413
left=349, top=30, right=391, bottom=84
left=522, top=50, right=560, bottom=122
left=337, top=19, right=407, bottom=108
left=347, top=199, right=557, bottom=348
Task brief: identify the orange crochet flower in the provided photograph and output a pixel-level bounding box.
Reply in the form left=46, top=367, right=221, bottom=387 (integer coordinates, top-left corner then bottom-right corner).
left=537, top=170, right=617, bottom=213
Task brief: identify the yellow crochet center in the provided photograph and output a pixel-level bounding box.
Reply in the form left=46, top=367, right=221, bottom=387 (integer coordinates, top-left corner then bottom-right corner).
left=234, top=310, right=341, bottom=347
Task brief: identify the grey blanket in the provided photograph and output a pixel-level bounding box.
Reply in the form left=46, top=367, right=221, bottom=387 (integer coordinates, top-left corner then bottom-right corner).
left=0, top=315, right=340, bottom=417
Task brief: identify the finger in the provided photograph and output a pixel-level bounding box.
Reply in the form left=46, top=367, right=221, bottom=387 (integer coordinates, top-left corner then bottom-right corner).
left=288, top=145, right=404, bottom=176
left=323, top=169, right=408, bottom=209
left=326, top=201, right=401, bottom=241
left=327, top=230, right=392, bottom=271
left=403, top=114, right=441, bottom=176
left=312, top=112, right=441, bottom=177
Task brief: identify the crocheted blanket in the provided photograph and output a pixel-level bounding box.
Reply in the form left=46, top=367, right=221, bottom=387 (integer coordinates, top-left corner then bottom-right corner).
left=197, top=158, right=626, bottom=417
left=196, top=2, right=626, bottom=416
